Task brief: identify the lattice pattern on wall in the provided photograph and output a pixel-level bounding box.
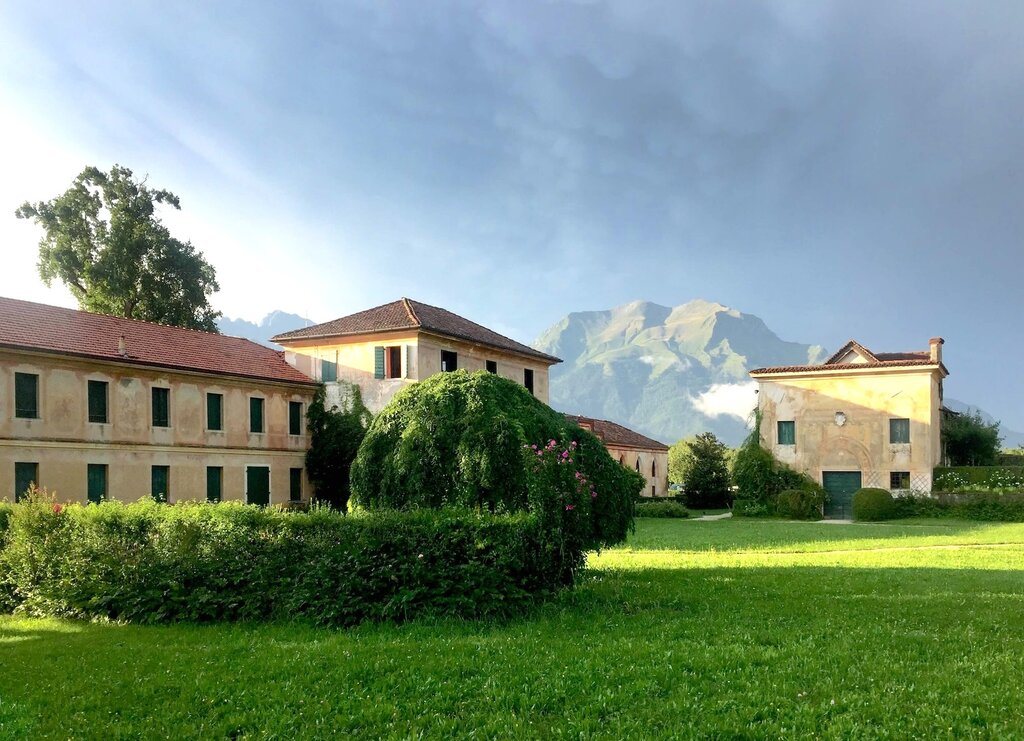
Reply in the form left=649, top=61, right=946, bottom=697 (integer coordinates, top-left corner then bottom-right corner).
left=910, top=473, right=931, bottom=492
left=861, top=471, right=884, bottom=489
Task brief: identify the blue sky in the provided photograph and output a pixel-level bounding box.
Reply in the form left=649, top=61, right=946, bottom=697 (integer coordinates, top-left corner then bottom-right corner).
left=1, top=1, right=1022, bottom=429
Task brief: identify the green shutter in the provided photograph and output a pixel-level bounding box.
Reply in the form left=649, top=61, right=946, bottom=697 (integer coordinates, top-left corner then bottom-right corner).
left=246, top=466, right=270, bottom=506
left=250, top=398, right=264, bottom=433
left=374, top=346, right=385, bottom=379
left=88, top=380, right=108, bottom=423
left=207, top=393, right=223, bottom=431
left=321, top=360, right=337, bottom=382
left=15, top=462, right=38, bottom=502
left=152, top=388, right=169, bottom=427
left=289, top=401, right=302, bottom=435
left=778, top=421, right=796, bottom=445
left=889, top=418, right=910, bottom=444
left=290, top=468, right=302, bottom=501
left=152, top=466, right=169, bottom=503
left=14, top=373, right=38, bottom=418
left=87, top=464, right=107, bottom=504
left=206, top=467, right=222, bottom=502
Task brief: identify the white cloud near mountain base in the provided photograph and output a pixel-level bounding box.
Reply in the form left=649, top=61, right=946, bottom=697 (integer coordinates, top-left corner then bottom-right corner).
left=690, top=381, right=758, bottom=424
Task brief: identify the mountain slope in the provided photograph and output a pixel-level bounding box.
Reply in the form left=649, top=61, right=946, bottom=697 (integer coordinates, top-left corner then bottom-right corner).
left=534, top=299, right=827, bottom=446
left=217, top=311, right=312, bottom=347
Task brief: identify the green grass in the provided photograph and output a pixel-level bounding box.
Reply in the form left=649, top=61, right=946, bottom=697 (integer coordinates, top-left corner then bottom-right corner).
left=4, top=518, right=1024, bottom=738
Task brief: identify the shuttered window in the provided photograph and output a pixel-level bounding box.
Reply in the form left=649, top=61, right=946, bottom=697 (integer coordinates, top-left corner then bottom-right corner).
left=207, top=393, right=223, bottom=431
left=250, top=397, right=264, bottom=434
left=87, top=464, right=107, bottom=504
left=374, top=346, right=386, bottom=379
left=152, top=465, right=169, bottom=503
left=321, top=359, right=337, bottom=382
left=207, top=466, right=222, bottom=503
left=88, top=380, right=108, bottom=423
left=290, top=468, right=302, bottom=502
left=14, top=372, right=38, bottom=419
left=246, top=466, right=270, bottom=506
left=15, top=462, right=38, bottom=502
left=778, top=421, right=796, bottom=445
left=889, top=418, right=910, bottom=444
left=289, top=401, right=302, bottom=435
left=152, top=387, right=170, bottom=427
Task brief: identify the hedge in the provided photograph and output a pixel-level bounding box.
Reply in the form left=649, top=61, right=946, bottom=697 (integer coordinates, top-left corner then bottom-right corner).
left=0, top=499, right=568, bottom=626
left=732, top=499, right=774, bottom=518
left=776, top=489, right=826, bottom=521
left=852, top=488, right=896, bottom=521
left=933, top=467, right=1024, bottom=492
left=891, top=492, right=1024, bottom=522
left=634, top=501, right=689, bottom=519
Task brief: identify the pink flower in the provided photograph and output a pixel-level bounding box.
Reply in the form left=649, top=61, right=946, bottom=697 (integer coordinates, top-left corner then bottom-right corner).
left=52, top=503, right=63, bottom=514
left=565, top=504, right=575, bottom=511
left=591, top=491, right=598, bottom=498
left=561, top=451, right=569, bottom=459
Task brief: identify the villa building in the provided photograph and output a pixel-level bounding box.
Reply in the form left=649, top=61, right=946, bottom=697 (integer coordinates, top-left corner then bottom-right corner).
left=1, top=297, right=317, bottom=505
left=564, top=413, right=669, bottom=497
left=272, top=298, right=561, bottom=412
left=750, top=337, right=948, bottom=518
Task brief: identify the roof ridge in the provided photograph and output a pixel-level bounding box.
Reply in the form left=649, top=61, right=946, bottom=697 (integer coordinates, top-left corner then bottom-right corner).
left=824, top=339, right=879, bottom=365
left=402, top=297, right=421, bottom=326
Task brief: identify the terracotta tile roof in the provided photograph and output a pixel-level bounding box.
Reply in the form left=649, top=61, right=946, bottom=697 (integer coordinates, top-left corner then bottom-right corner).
left=271, top=298, right=561, bottom=364
left=0, top=296, right=317, bottom=386
left=564, top=414, right=669, bottom=451
left=750, top=339, right=945, bottom=376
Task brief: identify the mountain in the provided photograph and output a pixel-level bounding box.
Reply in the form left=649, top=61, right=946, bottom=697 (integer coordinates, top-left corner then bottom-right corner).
left=217, top=311, right=312, bottom=347
left=944, top=399, right=1024, bottom=449
left=533, top=299, right=827, bottom=446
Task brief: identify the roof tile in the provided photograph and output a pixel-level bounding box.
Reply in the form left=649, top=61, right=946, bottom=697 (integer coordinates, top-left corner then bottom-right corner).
left=564, top=414, right=669, bottom=451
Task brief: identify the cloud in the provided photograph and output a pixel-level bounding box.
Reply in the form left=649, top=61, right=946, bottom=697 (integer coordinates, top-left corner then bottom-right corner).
left=691, top=382, right=758, bottom=423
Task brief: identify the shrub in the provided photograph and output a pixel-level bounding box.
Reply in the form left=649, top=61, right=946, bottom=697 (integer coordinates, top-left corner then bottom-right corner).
left=350, top=370, right=643, bottom=551
left=852, top=488, right=896, bottom=521
left=933, top=467, right=1024, bottom=493
left=732, top=443, right=778, bottom=502
left=891, top=492, right=1024, bottom=521
left=682, top=432, right=732, bottom=509
left=635, top=501, right=690, bottom=519
left=732, top=499, right=774, bottom=518
left=776, top=488, right=826, bottom=520
left=942, top=411, right=1001, bottom=466
left=0, top=497, right=568, bottom=625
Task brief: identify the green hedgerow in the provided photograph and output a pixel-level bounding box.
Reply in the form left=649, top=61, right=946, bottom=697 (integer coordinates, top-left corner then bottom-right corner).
left=634, top=501, right=690, bottom=519
left=852, top=488, right=896, bottom=522
left=776, top=488, right=826, bottom=520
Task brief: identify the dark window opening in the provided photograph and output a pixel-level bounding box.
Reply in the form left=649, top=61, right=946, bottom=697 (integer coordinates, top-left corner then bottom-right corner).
left=14, top=372, right=38, bottom=419
left=486, top=360, right=497, bottom=374
left=207, top=393, right=223, bottom=431
left=441, top=350, right=458, bottom=372
left=207, top=466, right=222, bottom=503
left=289, top=401, right=303, bottom=435
left=524, top=368, right=534, bottom=394
left=388, top=346, right=402, bottom=379
left=152, top=387, right=170, bottom=428
left=250, top=397, right=265, bottom=434
left=87, top=464, right=107, bottom=504
left=290, top=468, right=303, bottom=502
left=247, top=466, right=270, bottom=506
left=890, top=471, right=911, bottom=490
left=635, top=458, right=641, bottom=472
left=151, top=465, right=169, bottom=503
left=651, top=460, right=656, bottom=477
left=889, top=418, right=910, bottom=444
left=88, top=380, right=108, bottom=423
left=15, top=462, right=38, bottom=502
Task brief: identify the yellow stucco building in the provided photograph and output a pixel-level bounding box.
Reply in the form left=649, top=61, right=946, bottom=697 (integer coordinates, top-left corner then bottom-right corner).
left=272, top=298, right=561, bottom=412
left=1, top=297, right=317, bottom=505
left=564, top=414, right=670, bottom=498
left=750, top=338, right=948, bottom=517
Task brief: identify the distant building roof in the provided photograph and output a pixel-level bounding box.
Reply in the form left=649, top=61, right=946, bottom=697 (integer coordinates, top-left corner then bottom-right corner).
left=0, top=296, right=316, bottom=386
left=564, top=413, right=669, bottom=451
left=271, top=297, right=561, bottom=364
left=750, top=338, right=947, bottom=376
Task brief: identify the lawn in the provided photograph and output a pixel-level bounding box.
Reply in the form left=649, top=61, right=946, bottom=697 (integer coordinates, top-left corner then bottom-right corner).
left=3, top=518, right=1024, bottom=738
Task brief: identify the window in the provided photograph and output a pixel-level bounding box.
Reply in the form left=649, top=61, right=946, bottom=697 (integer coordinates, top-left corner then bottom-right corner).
left=651, top=460, right=657, bottom=477
left=777, top=421, right=796, bottom=446
left=207, top=393, right=223, bottom=431
left=321, top=359, right=337, bottom=383
left=374, top=345, right=404, bottom=380
left=152, top=387, right=170, bottom=427
left=388, top=346, right=402, bottom=379
left=890, top=471, right=911, bottom=490
left=15, top=462, right=38, bottom=502
left=619, top=455, right=625, bottom=464
left=88, top=380, right=108, bottom=423
left=206, top=466, right=222, bottom=503
left=651, top=485, right=656, bottom=497
left=151, top=465, right=169, bottom=503
left=524, top=368, right=534, bottom=394
left=246, top=466, right=270, bottom=506
left=486, top=360, right=497, bottom=374
left=14, top=372, right=38, bottom=419
left=441, top=350, right=458, bottom=372
left=87, top=464, right=107, bottom=504
left=290, top=468, right=303, bottom=502
left=889, top=418, right=910, bottom=444
left=635, top=457, right=641, bottom=472
left=250, top=397, right=265, bottom=433
left=289, top=401, right=303, bottom=436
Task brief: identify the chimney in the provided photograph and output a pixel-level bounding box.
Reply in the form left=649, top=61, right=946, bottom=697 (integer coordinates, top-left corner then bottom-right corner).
left=118, top=335, right=127, bottom=357
left=929, top=337, right=944, bottom=364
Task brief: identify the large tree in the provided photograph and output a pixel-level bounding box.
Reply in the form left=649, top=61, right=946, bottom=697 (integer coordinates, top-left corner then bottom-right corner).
left=943, top=410, right=1002, bottom=466
left=16, top=165, right=221, bottom=331
left=682, top=432, right=732, bottom=509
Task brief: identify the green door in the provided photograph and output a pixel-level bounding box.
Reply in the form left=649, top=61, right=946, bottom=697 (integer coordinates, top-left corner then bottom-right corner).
left=247, top=466, right=270, bottom=506
left=87, top=464, right=107, bottom=504
left=823, top=471, right=861, bottom=519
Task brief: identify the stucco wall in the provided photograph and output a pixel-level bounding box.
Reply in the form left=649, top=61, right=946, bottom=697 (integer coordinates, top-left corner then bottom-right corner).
left=1, top=350, right=314, bottom=503
left=755, top=368, right=942, bottom=491
left=607, top=445, right=669, bottom=497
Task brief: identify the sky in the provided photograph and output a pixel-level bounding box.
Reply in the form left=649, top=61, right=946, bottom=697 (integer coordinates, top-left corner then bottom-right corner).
left=1, top=1, right=1022, bottom=428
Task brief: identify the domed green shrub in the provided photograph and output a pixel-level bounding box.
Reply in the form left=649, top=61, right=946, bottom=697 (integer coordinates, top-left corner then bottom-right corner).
left=852, top=488, right=896, bottom=521
left=777, top=488, right=826, bottom=520
left=350, top=370, right=644, bottom=551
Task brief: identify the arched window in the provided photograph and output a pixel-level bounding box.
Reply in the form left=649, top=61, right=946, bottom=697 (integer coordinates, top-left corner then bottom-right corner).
left=618, top=454, right=624, bottom=465
left=635, top=457, right=641, bottom=473
left=651, top=460, right=656, bottom=477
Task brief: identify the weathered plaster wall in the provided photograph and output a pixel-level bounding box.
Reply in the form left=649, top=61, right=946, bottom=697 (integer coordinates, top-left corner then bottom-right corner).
left=1, top=350, right=314, bottom=503
left=417, top=333, right=552, bottom=404
left=607, top=444, right=669, bottom=497
left=756, top=368, right=942, bottom=491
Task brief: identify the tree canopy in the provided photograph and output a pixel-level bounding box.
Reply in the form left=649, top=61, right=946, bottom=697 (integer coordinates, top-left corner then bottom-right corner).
left=682, top=432, right=732, bottom=508
left=943, top=410, right=1002, bottom=466
left=16, top=165, right=221, bottom=331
